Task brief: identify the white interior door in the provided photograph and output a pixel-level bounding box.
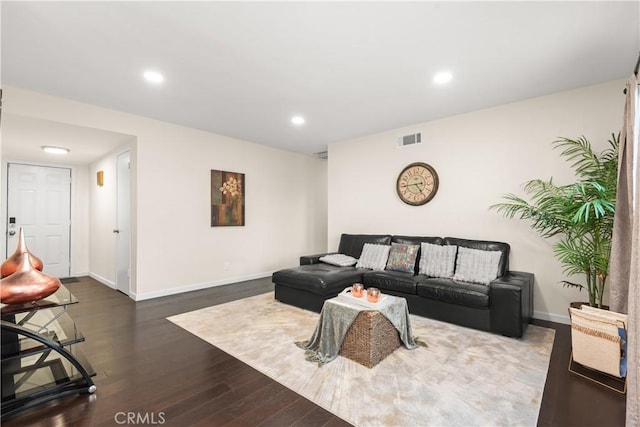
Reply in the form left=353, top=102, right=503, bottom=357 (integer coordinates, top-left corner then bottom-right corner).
left=6, top=163, right=71, bottom=278
left=115, top=151, right=131, bottom=295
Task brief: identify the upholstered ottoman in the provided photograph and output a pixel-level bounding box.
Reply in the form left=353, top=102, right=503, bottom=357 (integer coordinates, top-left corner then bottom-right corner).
left=339, top=310, right=401, bottom=368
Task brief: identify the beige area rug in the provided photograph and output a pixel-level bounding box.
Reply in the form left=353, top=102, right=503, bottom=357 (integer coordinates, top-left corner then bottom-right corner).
left=168, top=293, right=555, bottom=427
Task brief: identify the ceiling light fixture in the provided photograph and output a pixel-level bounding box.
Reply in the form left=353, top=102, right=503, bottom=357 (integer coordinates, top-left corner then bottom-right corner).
left=41, top=145, right=70, bottom=155
left=433, top=71, right=453, bottom=85
left=291, top=116, right=305, bottom=125
left=143, top=70, right=164, bottom=84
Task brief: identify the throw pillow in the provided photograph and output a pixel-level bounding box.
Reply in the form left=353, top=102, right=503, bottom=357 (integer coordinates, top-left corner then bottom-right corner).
left=385, top=243, right=420, bottom=273
left=453, top=246, right=502, bottom=285
left=419, top=242, right=457, bottom=278
left=356, top=243, right=391, bottom=270
left=319, top=254, right=357, bottom=267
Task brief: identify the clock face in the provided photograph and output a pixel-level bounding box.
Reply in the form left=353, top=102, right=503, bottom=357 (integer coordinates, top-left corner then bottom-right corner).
left=396, top=162, right=439, bottom=206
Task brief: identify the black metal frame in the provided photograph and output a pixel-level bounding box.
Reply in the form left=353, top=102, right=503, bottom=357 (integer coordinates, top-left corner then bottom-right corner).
left=1, top=320, right=96, bottom=420
left=568, top=351, right=626, bottom=394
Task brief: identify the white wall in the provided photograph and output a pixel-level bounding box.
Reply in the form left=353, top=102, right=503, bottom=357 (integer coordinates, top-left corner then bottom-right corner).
left=89, top=144, right=133, bottom=287
left=72, top=164, right=90, bottom=276
left=4, top=86, right=328, bottom=300
left=89, top=152, right=116, bottom=286
left=328, top=79, right=625, bottom=323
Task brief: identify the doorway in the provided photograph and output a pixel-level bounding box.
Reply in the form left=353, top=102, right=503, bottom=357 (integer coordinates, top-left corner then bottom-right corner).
left=115, top=151, right=131, bottom=295
left=6, top=163, right=71, bottom=278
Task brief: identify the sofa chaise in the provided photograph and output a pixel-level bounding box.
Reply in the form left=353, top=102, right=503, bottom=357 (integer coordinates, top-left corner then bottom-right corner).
left=272, top=233, right=533, bottom=338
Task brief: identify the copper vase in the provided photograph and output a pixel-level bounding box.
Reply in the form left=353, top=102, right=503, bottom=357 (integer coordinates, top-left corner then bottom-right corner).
left=1, top=227, right=44, bottom=278
left=0, top=252, right=60, bottom=305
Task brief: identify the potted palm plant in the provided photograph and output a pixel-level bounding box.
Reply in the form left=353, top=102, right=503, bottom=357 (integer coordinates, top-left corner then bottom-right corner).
left=490, top=134, right=619, bottom=308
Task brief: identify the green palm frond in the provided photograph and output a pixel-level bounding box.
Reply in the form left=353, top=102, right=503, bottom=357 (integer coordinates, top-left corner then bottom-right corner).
left=490, top=133, right=618, bottom=307
left=555, top=238, right=593, bottom=276
left=553, top=136, right=600, bottom=178
left=553, top=134, right=619, bottom=181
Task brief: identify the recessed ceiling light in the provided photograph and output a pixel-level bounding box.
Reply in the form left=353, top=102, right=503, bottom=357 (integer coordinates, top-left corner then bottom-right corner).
left=291, top=116, right=305, bottom=125
left=143, top=70, right=164, bottom=84
left=433, top=71, right=453, bottom=85
left=41, top=145, right=70, bottom=155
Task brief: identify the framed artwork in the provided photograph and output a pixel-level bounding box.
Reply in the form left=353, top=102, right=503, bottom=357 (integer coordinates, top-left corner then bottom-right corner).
left=211, top=169, right=245, bottom=226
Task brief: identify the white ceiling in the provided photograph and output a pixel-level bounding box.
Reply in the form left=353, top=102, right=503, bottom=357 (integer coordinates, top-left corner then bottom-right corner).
left=1, top=1, right=639, bottom=160
left=1, top=114, right=133, bottom=166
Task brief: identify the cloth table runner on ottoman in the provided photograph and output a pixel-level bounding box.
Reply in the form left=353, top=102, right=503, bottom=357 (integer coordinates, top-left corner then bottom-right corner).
left=296, top=293, right=423, bottom=367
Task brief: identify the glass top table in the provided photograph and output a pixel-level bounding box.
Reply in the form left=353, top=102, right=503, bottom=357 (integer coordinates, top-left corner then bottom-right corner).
left=1, top=283, right=95, bottom=420
left=1, top=284, right=78, bottom=317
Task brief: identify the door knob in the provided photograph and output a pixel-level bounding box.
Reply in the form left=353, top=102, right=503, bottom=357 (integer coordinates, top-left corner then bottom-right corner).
left=113, top=229, right=120, bottom=234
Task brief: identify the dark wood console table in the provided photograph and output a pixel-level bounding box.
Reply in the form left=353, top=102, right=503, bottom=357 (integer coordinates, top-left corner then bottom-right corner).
left=1, top=284, right=96, bottom=420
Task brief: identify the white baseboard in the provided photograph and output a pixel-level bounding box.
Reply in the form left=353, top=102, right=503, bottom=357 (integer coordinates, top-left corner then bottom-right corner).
left=131, top=271, right=273, bottom=301
left=71, top=271, right=89, bottom=278
left=86, top=271, right=573, bottom=325
left=533, top=310, right=570, bottom=325
left=89, top=272, right=116, bottom=289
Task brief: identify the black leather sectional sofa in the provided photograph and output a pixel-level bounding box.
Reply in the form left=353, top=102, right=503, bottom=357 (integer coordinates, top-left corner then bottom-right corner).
left=272, top=234, right=533, bottom=338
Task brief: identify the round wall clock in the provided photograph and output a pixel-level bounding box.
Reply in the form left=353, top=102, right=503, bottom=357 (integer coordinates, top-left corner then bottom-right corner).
left=396, top=162, right=439, bottom=206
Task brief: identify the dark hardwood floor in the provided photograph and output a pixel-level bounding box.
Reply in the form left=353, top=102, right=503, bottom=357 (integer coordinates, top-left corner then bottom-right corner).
left=3, top=277, right=625, bottom=426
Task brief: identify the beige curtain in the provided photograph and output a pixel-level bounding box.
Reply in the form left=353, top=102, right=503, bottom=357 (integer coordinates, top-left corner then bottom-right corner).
left=609, top=74, right=639, bottom=426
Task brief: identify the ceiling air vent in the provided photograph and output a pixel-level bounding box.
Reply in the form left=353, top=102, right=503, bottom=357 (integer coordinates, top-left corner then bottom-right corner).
left=398, top=132, right=422, bottom=147
left=313, top=151, right=328, bottom=159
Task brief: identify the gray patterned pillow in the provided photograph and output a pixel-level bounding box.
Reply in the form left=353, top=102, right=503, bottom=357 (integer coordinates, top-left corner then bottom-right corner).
left=319, top=254, right=357, bottom=267
left=385, top=243, right=420, bottom=273
left=419, top=242, right=457, bottom=278
left=453, top=246, right=502, bottom=285
left=356, top=243, right=391, bottom=270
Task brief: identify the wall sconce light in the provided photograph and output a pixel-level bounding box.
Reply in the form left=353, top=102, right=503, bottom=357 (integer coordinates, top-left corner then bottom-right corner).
left=97, top=171, right=104, bottom=187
